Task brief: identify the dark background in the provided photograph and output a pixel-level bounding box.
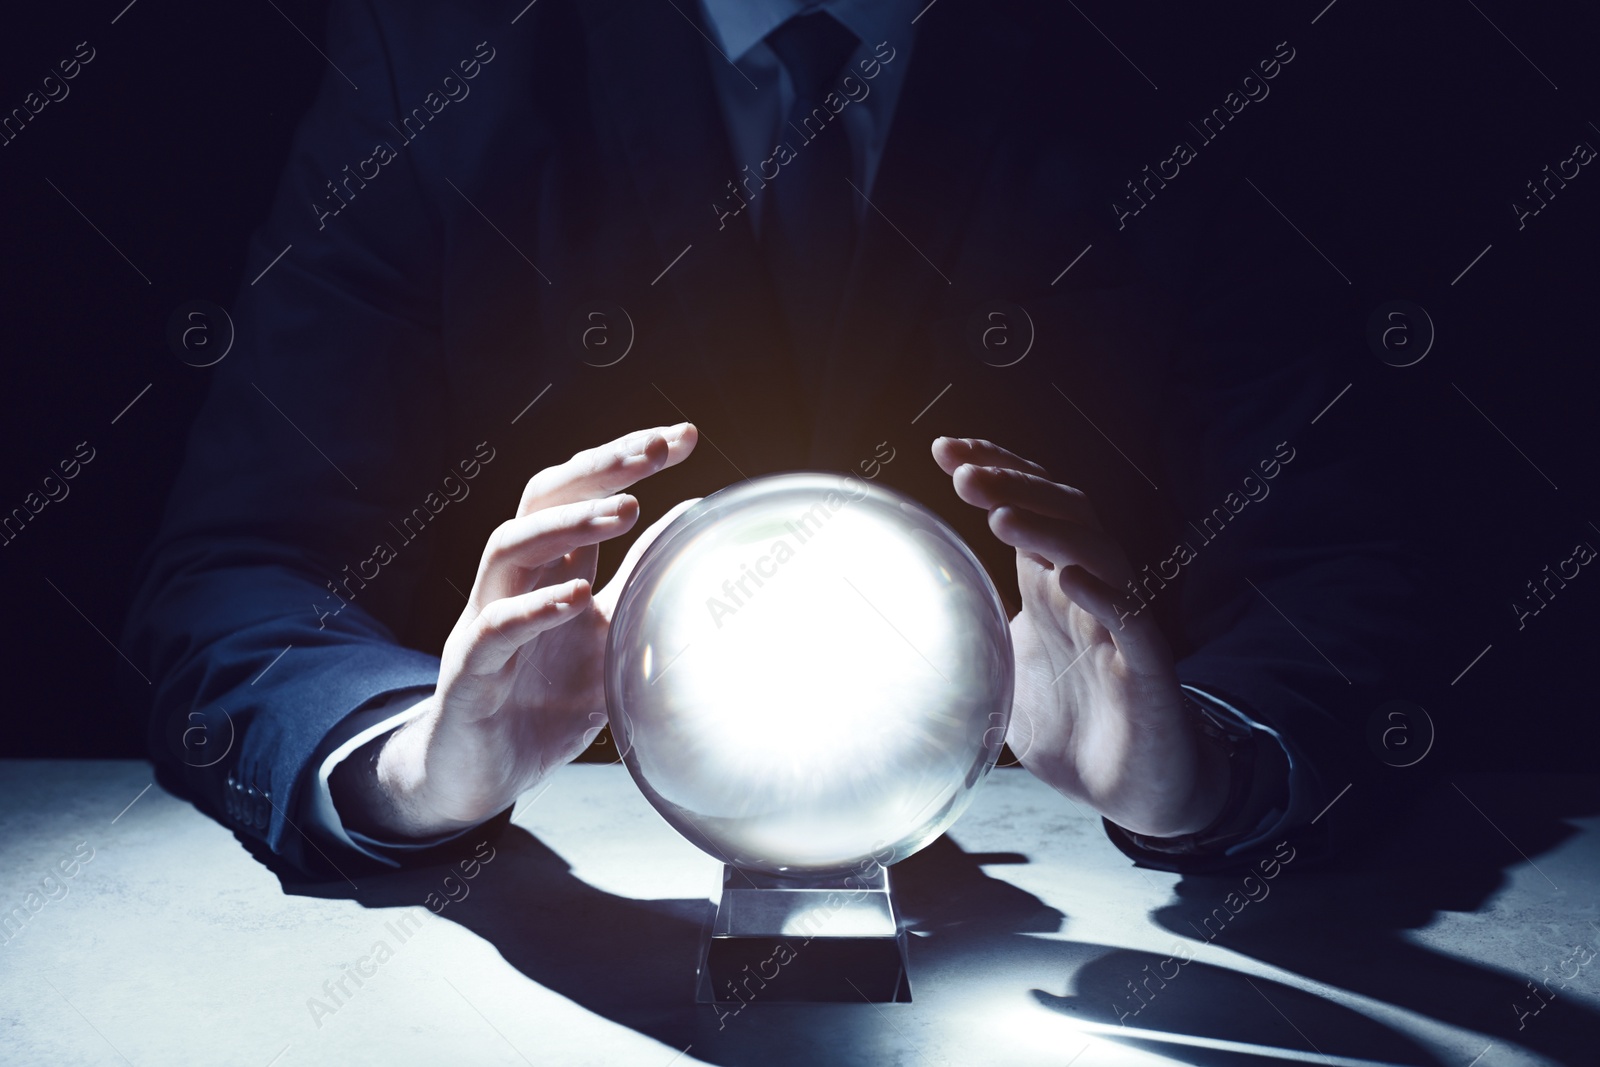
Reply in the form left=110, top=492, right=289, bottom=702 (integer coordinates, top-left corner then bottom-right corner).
left=2, top=0, right=1596, bottom=768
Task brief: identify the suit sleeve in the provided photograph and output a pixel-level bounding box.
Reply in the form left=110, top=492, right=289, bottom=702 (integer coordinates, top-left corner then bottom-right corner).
left=1107, top=173, right=1429, bottom=871
left=124, top=0, right=462, bottom=877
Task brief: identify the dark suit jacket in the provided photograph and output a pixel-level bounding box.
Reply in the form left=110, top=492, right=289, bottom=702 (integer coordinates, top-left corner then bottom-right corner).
left=126, top=0, right=1424, bottom=876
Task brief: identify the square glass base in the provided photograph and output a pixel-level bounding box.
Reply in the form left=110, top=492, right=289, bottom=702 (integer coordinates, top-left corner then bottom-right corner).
left=696, top=864, right=911, bottom=1004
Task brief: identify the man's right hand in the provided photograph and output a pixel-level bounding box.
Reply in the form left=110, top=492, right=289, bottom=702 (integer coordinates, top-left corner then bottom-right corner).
left=332, top=423, right=699, bottom=839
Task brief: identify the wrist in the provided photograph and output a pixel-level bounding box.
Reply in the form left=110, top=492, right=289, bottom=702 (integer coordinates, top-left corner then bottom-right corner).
left=332, top=697, right=482, bottom=840
left=1122, top=690, right=1261, bottom=848
left=1156, top=723, right=1234, bottom=837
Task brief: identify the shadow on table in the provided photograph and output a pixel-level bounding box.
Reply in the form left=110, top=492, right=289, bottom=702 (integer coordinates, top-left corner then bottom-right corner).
left=898, top=840, right=1440, bottom=1067
left=283, top=776, right=1598, bottom=1067
left=1034, top=775, right=1600, bottom=1066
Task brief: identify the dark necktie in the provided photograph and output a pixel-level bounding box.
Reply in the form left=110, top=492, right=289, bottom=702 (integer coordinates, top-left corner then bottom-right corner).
left=761, top=10, right=861, bottom=393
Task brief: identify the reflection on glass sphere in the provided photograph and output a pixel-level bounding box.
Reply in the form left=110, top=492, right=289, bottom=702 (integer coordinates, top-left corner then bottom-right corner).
left=606, top=472, right=1014, bottom=877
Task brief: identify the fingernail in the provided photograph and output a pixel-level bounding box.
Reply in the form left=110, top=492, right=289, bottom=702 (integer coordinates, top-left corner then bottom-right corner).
left=668, top=421, right=692, bottom=439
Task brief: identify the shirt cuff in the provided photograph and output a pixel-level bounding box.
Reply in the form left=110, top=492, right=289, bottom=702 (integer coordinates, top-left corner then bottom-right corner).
left=305, top=689, right=481, bottom=866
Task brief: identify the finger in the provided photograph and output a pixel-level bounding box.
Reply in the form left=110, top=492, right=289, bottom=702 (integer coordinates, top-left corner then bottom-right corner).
left=461, top=578, right=593, bottom=674
left=1056, top=565, right=1170, bottom=672
left=594, top=497, right=702, bottom=619
left=519, top=423, right=698, bottom=516
left=931, top=436, right=1049, bottom=479
left=951, top=464, right=1100, bottom=528
left=542, top=543, right=599, bottom=593
left=988, top=506, right=1132, bottom=589
left=477, top=495, right=638, bottom=604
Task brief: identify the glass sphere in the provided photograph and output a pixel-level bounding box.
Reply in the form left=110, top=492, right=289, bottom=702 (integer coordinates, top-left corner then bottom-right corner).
left=606, top=472, right=1014, bottom=877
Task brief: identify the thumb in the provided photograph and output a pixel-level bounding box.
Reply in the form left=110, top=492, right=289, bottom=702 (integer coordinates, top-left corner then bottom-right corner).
left=592, top=497, right=701, bottom=620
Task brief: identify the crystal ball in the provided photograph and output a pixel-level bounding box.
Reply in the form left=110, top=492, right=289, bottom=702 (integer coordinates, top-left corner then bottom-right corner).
left=606, top=472, right=1014, bottom=877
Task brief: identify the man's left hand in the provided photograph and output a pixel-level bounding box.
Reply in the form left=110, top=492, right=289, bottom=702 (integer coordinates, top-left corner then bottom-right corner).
left=933, top=436, right=1230, bottom=838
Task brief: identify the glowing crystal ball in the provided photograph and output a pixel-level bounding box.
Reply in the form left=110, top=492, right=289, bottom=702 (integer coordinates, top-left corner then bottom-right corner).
left=606, top=472, right=1014, bottom=876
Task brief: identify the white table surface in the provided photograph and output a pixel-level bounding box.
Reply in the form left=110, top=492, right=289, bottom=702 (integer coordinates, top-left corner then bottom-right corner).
left=2, top=760, right=1597, bottom=1067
